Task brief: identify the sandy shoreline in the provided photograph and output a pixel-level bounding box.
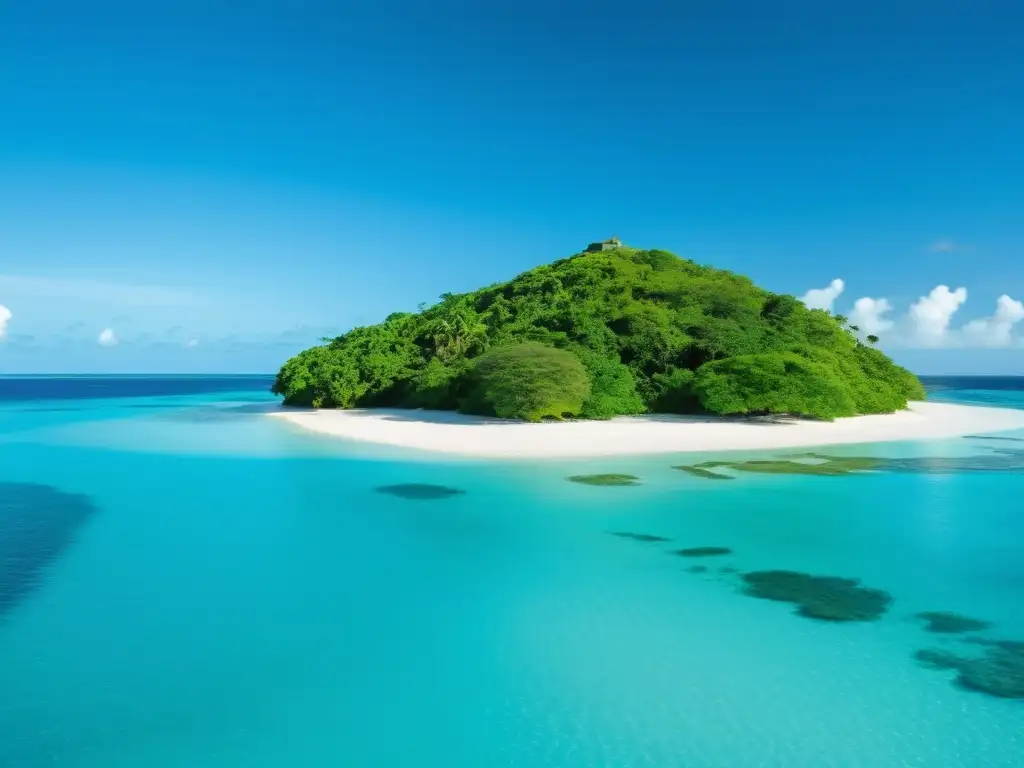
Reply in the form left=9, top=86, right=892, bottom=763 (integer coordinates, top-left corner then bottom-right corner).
left=268, top=401, right=1024, bottom=458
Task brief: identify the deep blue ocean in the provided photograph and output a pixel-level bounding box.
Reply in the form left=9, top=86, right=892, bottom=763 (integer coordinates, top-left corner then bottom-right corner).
left=1, top=375, right=1022, bottom=767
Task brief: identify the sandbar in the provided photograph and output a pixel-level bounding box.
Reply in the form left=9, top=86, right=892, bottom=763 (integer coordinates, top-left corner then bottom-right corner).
left=269, top=401, right=1024, bottom=458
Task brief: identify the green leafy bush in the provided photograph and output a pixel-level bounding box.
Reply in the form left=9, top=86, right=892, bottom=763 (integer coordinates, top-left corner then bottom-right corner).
left=693, top=352, right=857, bottom=420
left=272, top=246, right=925, bottom=420
left=462, top=343, right=591, bottom=422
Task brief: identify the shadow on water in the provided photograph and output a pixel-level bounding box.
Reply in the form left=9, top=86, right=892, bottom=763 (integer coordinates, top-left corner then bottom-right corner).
left=0, top=482, right=98, bottom=620
left=297, top=407, right=803, bottom=428
left=375, top=483, right=466, bottom=500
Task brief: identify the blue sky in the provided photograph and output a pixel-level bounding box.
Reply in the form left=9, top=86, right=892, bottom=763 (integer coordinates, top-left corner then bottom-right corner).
left=1, top=1, right=1021, bottom=374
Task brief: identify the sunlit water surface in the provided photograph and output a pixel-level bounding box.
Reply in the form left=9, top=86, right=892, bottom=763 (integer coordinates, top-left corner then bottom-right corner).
left=1, top=375, right=1022, bottom=767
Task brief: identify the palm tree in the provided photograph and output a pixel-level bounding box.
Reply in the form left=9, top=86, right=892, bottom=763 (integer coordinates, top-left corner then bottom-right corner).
left=431, top=311, right=489, bottom=362
left=866, top=334, right=879, bottom=345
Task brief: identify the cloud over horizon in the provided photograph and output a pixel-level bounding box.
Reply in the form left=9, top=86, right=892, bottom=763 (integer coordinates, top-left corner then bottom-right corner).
left=0, top=304, right=11, bottom=339
left=801, top=279, right=1023, bottom=349
left=98, top=328, right=118, bottom=347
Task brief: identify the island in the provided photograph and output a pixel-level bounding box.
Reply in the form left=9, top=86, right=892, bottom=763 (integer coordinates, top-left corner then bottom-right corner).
left=269, top=242, right=1024, bottom=456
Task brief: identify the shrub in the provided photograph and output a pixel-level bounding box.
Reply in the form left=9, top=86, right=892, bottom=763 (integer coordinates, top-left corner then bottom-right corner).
left=693, top=352, right=857, bottom=420
left=462, top=343, right=591, bottom=421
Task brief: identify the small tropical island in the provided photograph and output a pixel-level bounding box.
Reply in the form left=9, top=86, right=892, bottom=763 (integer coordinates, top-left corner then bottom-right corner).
left=271, top=242, right=1024, bottom=456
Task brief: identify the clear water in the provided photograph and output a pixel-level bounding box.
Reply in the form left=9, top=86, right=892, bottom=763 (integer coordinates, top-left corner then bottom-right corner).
left=1, top=376, right=1022, bottom=767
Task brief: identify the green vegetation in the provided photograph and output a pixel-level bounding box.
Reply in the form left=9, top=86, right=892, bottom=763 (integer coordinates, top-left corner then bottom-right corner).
left=273, top=246, right=924, bottom=420
left=461, top=342, right=590, bottom=421
left=567, top=473, right=641, bottom=486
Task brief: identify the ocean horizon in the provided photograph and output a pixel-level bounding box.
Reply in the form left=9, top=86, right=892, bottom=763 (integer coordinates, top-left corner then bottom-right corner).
left=2, top=375, right=1023, bottom=767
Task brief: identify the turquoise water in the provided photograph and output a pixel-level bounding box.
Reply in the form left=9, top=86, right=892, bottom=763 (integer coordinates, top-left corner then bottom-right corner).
left=1, top=377, right=1023, bottom=767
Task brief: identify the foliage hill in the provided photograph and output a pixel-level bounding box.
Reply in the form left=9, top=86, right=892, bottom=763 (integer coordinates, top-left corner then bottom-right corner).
left=272, top=247, right=925, bottom=420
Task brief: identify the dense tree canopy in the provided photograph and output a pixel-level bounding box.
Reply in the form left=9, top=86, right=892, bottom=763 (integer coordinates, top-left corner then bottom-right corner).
left=462, top=342, right=591, bottom=421
left=273, top=247, right=925, bottom=420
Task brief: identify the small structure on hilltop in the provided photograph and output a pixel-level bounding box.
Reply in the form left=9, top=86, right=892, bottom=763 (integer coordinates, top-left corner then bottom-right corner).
left=586, top=235, right=623, bottom=252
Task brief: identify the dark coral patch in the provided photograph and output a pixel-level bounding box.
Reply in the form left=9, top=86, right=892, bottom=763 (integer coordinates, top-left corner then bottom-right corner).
left=958, top=645, right=1024, bottom=699
left=1, top=482, right=97, bottom=619
left=672, top=546, right=733, bottom=557
left=609, top=532, right=671, bottom=542
left=375, top=483, right=466, bottom=500
left=965, top=638, right=1024, bottom=653
left=914, top=642, right=1024, bottom=699
left=741, top=570, right=892, bottom=622
left=567, top=474, right=640, bottom=486
left=914, top=648, right=964, bottom=670
left=915, top=611, right=992, bottom=634
left=686, top=565, right=708, bottom=574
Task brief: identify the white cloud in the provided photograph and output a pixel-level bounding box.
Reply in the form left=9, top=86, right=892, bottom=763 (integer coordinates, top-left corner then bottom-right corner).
left=184, top=338, right=199, bottom=348
left=799, top=279, right=1024, bottom=349
left=0, top=304, right=11, bottom=339
left=928, top=239, right=960, bottom=253
left=961, top=294, right=1024, bottom=348
left=907, top=285, right=968, bottom=347
left=801, top=278, right=845, bottom=312
left=849, top=297, right=894, bottom=336
left=98, top=328, right=118, bottom=347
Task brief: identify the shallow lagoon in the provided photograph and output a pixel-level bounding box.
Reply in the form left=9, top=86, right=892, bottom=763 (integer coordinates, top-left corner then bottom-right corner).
left=1, top=376, right=1023, bottom=767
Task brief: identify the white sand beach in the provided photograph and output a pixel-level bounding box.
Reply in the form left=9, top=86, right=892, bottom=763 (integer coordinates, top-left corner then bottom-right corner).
left=269, top=401, right=1024, bottom=458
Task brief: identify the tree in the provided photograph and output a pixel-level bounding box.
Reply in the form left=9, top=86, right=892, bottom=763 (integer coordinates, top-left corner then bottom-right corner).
left=866, top=334, right=879, bottom=345
left=429, top=310, right=488, bottom=362
left=271, top=247, right=924, bottom=418
left=692, top=352, right=857, bottom=420
left=462, top=343, right=591, bottom=421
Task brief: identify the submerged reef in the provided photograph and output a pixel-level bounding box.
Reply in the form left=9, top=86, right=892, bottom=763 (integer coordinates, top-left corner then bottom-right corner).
left=672, top=546, right=733, bottom=558
left=676, top=448, right=1024, bottom=479
left=567, top=474, right=641, bottom=486
left=915, top=640, right=1024, bottom=699
left=686, top=565, right=709, bottom=573
left=914, top=611, right=992, bottom=634
left=1, top=482, right=97, bottom=619
left=609, top=532, right=671, bottom=542
left=375, top=483, right=466, bottom=500
left=673, top=465, right=735, bottom=480
left=913, top=648, right=965, bottom=670
left=741, top=570, right=892, bottom=622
